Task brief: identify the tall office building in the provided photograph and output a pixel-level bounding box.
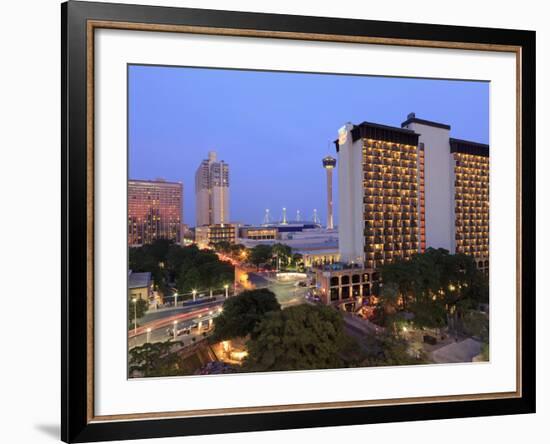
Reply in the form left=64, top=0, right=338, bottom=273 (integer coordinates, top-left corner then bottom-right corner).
left=195, top=151, right=230, bottom=227
left=401, top=113, right=489, bottom=272
left=128, top=179, right=183, bottom=246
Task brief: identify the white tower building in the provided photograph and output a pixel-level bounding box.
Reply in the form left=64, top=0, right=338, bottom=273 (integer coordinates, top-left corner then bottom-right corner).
left=336, top=123, right=365, bottom=264
left=322, top=156, right=337, bottom=229
left=401, top=113, right=453, bottom=252
left=195, top=151, right=230, bottom=227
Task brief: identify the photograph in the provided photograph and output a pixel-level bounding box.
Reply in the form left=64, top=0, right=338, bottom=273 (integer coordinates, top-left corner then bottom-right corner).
left=126, top=65, right=490, bottom=378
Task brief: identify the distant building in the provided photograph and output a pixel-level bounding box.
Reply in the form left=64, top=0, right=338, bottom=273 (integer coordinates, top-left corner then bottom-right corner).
left=296, top=248, right=340, bottom=268
left=237, top=224, right=338, bottom=256
left=128, top=271, right=153, bottom=302
left=128, top=179, right=183, bottom=246
left=195, top=151, right=230, bottom=227
left=239, top=226, right=278, bottom=240
left=195, top=223, right=238, bottom=248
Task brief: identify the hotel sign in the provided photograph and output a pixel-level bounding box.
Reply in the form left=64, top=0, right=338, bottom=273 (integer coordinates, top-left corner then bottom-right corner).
left=338, top=126, right=348, bottom=145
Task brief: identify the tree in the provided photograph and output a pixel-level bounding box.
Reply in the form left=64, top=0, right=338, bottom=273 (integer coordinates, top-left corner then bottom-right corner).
left=210, top=241, right=232, bottom=254
left=249, top=244, right=273, bottom=269
left=381, top=261, right=418, bottom=309
left=479, top=342, right=489, bottom=361
left=229, top=243, right=247, bottom=258
left=409, top=298, right=447, bottom=329
left=379, top=248, right=489, bottom=335
left=244, top=304, right=349, bottom=372
left=379, top=282, right=400, bottom=314
left=272, top=243, right=292, bottom=270
left=211, top=289, right=280, bottom=341
left=129, top=340, right=189, bottom=377
left=175, top=266, right=201, bottom=294
left=361, top=334, right=427, bottom=367
left=130, top=241, right=235, bottom=299
left=128, top=297, right=148, bottom=328
left=462, top=310, right=489, bottom=342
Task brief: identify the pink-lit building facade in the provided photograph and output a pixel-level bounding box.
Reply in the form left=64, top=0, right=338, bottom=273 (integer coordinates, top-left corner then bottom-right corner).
left=128, top=179, right=183, bottom=246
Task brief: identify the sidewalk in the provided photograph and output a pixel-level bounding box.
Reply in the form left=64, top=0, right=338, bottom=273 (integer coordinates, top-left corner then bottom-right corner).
left=430, top=338, right=482, bottom=363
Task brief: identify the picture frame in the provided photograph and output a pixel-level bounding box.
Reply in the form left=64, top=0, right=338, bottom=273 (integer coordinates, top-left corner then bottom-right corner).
left=61, top=1, right=536, bottom=442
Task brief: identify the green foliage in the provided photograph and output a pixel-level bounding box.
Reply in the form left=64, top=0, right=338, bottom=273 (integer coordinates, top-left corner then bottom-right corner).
left=379, top=248, right=489, bottom=335
left=211, top=289, right=281, bottom=341
left=462, top=310, right=489, bottom=342
left=290, top=253, right=304, bottom=271
left=243, top=305, right=348, bottom=372
left=361, top=334, right=427, bottom=367
left=479, top=342, right=490, bottom=361
left=129, top=340, right=189, bottom=377
left=409, top=298, right=447, bottom=329
left=176, top=266, right=201, bottom=294
left=379, top=282, right=400, bottom=312
left=272, top=243, right=292, bottom=269
left=248, top=244, right=273, bottom=268
left=128, top=298, right=148, bottom=327
left=210, top=241, right=232, bottom=254
left=129, top=239, right=235, bottom=298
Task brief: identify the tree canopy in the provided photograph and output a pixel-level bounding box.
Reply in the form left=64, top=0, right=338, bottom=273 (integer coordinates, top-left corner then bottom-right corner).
left=128, top=298, right=148, bottom=328
left=360, top=334, right=427, bottom=367
left=129, top=340, right=188, bottom=377
left=379, top=248, right=489, bottom=332
left=211, top=289, right=281, bottom=341
left=243, top=304, right=348, bottom=372
left=129, top=239, right=234, bottom=298
left=248, top=244, right=273, bottom=268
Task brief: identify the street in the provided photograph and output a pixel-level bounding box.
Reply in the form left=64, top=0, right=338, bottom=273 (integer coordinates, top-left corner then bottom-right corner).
left=128, top=297, right=224, bottom=349
left=247, top=272, right=308, bottom=307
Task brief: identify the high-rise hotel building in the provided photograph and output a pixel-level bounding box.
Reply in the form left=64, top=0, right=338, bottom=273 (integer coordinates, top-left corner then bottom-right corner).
left=337, top=121, right=422, bottom=269
left=195, top=151, right=230, bottom=227
left=316, top=115, right=489, bottom=309
left=128, top=179, right=183, bottom=246
left=401, top=113, right=489, bottom=272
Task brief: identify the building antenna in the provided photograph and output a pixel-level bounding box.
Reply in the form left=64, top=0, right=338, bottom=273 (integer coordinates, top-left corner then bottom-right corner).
left=262, top=209, right=270, bottom=225
left=313, top=208, right=321, bottom=225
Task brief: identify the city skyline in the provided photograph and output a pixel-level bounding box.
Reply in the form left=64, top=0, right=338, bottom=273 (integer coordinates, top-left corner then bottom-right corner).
left=129, top=65, right=489, bottom=227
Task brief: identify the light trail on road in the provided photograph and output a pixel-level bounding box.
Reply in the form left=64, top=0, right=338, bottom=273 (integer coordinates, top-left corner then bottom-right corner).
left=128, top=303, right=222, bottom=338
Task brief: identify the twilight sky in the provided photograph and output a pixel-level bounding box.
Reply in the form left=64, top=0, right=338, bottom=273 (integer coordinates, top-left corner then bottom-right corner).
left=129, top=65, right=489, bottom=227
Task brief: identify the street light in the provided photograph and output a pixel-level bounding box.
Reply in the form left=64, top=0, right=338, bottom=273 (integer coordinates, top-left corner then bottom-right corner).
left=224, top=284, right=229, bottom=299
left=131, top=298, right=137, bottom=336
left=172, top=320, right=178, bottom=341
left=192, top=289, right=197, bottom=302
left=174, top=292, right=178, bottom=308
left=146, top=327, right=151, bottom=343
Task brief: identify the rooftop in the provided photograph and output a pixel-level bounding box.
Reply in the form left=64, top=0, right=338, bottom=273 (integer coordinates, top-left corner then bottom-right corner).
left=314, top=262, right=366, bottom=271
left=128, top=178, right=182, bottom=187
left=128, top=271, right=152, bottom=289
left=335, top=121, right=419, bottom=151
left=401, top=112, right=451, bottom=130
left=450, top=138, right=489, bottom=157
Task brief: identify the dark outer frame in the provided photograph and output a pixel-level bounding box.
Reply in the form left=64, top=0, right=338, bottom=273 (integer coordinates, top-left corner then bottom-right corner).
left=61, top=1, right=536, bottom=442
